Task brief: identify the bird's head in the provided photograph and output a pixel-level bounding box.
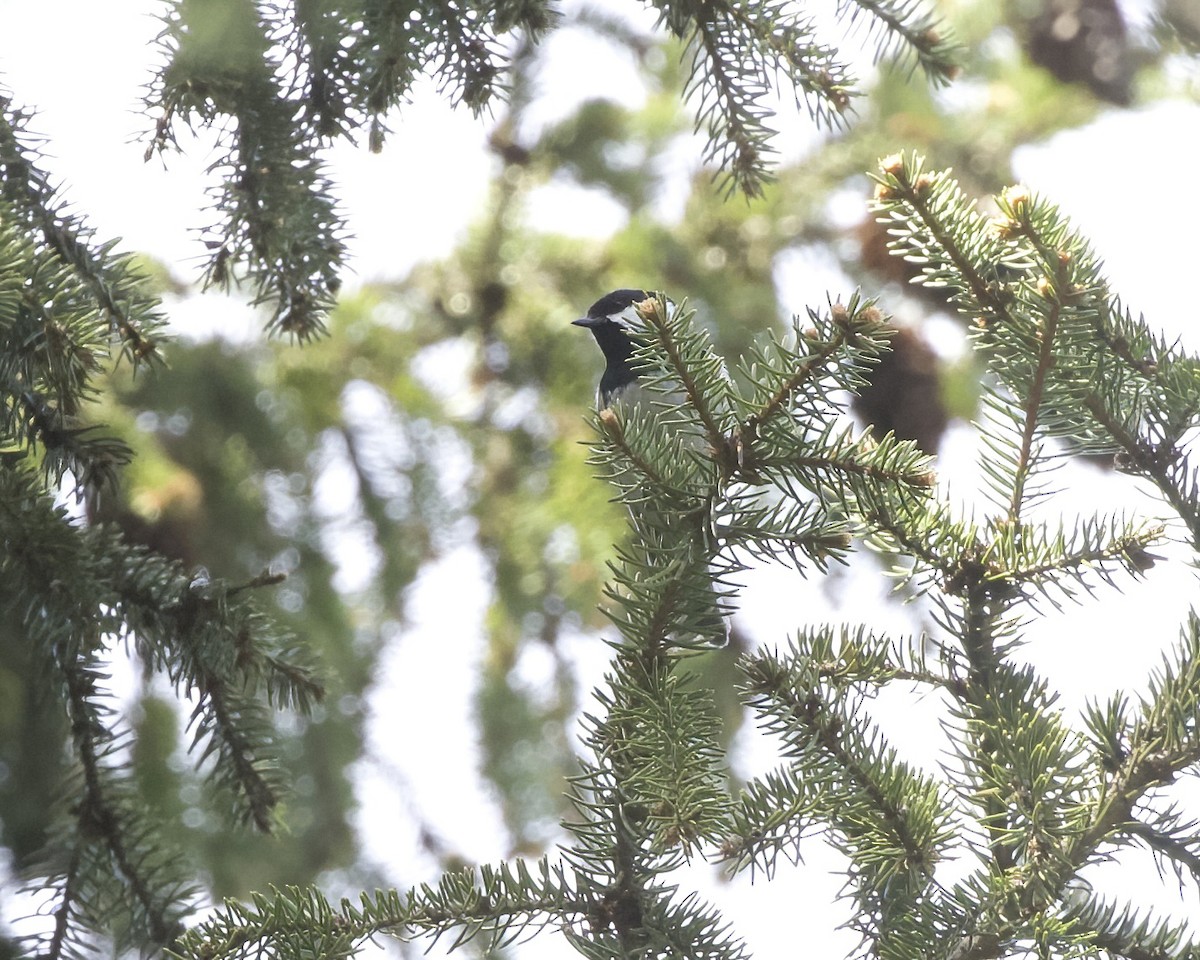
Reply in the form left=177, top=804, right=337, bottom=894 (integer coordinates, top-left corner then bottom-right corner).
left=571, top=289, right=653, bottom=345
left=572, top=289, right=658, bottom=406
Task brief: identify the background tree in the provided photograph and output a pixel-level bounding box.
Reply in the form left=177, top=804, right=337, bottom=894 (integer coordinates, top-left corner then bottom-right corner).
left=2, top=0, right=1199, bottom=958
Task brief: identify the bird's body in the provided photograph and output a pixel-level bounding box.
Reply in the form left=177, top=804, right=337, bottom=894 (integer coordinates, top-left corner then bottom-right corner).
left=573, top=289, right=730, bottom=648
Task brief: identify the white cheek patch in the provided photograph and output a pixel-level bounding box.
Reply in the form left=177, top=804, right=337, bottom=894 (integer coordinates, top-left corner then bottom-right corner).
left=607, top=303, right=644, bottom=331
left=608, top=298, right=674, bottom=331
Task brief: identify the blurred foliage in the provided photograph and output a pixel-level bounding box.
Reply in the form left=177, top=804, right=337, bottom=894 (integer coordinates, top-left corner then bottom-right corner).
left=3, top=0, right=1200, bottom=955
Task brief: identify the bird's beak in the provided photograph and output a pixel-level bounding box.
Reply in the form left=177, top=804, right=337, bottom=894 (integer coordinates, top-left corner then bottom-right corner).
left=572, top=317, right=598, bottom=328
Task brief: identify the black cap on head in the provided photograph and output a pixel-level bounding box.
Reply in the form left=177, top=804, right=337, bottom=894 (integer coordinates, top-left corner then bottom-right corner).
left=588, top=289, right=653, bottom=319
left=572, top=289, right=653, bottom=327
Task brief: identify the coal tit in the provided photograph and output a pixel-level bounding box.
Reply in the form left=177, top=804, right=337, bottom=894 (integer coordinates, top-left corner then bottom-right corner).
left=571, top=288, right=655, bottom=408
left=574, top=289, right=730, bottom=647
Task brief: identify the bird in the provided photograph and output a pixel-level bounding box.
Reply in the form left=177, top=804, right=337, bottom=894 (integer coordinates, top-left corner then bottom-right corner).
left=573, top=289, right=730, bottom=648
left=571, top=288, right=716, bottom=464
left=570, top=288, right=654, bottom=409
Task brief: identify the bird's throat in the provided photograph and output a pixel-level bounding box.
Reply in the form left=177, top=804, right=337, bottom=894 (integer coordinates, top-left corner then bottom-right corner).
left=589, top=322, right=638, bottom=408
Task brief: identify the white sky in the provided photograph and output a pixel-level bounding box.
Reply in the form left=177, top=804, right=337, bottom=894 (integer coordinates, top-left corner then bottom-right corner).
left=3, top=1, right=1200, bottom=956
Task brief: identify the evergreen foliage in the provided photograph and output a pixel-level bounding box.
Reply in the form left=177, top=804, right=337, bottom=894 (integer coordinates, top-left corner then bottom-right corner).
left=166, top=166, right=1200, bottom=952
left=141, top=0, right=957, bottom=335
left=1, top=82, right=322, bottom=960
left=3, top=1, right=1200, bottom=959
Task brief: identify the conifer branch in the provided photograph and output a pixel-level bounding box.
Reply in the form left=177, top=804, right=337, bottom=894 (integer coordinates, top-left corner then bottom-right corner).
left=717, top=495, right=852, bottom=568
left=682, top=6, right=779, bottom=199
left=735, top=298, right=893, bottom=465
left=590, top=650, right=732, bottom=854
left=44, top=842, right=84, bottom=960
left=951, top=593, right=1019, bottom=879
left=9, top=388, right=131, bottom=492
left=871, top=154, right=1011, bottom=322
left=0, top=95, right=165, bottom=364
left=805, top=626, right=964, bottom=697
left=23, top=644, right=195, bottom=960
left=1062, top=896, right=1200, bottom=960
left=995, top=519, right=1164, bottom=591
left=842, top=0, right=961, bottom=82
left=742, top=640, right=950, bottom=891
left=637, top=296, right=731, bottom=461
left=0, top=102, right=161, bottom=494
left=1124, top=819, right=1200, bottom=885
left=737, top=325, right=845, bottom=452
left=863, top=497, right=974, bottom=588
left=1007, top=295, right=1059, bottom=521
left=1090, top=391, right=1200, bottom=547
left=2, top=465, right=317, bottom=953
left=190, top=678, right=279, bottom=832
left=149, top=2, right=344, bottom=339
left=594, top=407, right=684, bottom=499
left=722, top=764, right=824, bottom=877
left=63, top=664, right=185, bottom=950
left=755, top=437, right=936, bottom=494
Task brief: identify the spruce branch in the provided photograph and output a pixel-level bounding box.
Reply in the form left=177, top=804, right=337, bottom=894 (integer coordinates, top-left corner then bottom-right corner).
left=583, top=294, right=953, bottom=941
left=741, top=636, right=953, bottom=898
left=423, top=0, right=507, bottom=115
left=0, top=94, right=165, bottom=365
left=724, top=628, right=962, bottom=879
left=287, top=0, right=354, bottom=138
left=752, top=425, right=936, bottom=508
left=862, top=489, right=983, bottom=600
left=373, top=672, right=736, bottom=956
left=130, top=571, right=320, bottom=827
left=42, top=841, right=85, bottom=960
left=566, top=700, right=745, bottom=959
left=928, top=617, right=1200, bottom=956
left=650, top=0, right=834, bottom=196
left=186, top=671, right=279, bottom=832
left=589, top=405, right=709, bottom=506
left=721, top=763, right=825, bottom=878
left=940, top=601, right=1027, bottom=882
left=874, top=155, right=1200, bottom=549
left=648, top=0, right=956, bottom=195
left=1060, top=895, right=1200, bottom=960
left=173, top=854, right=748, bottom=960
left=1119, top=614, right=1200, bottom=786
left=871, top=153, right=1015, bottom=323
left=601, top=526, right=739, bottom=650
left=842, top=0, right=961, bottom=80
left=23, top=647, right=196, bottom=960
left=145, top=0, right=556, bottom=334
left=587, top=650, right=732, bottom=855
left=734, top=296, right=893, bottom=466
left=1103, top=401, right=1200, bottom=546
left=962, top=674, right=1092, bottom=906
left=1004, top=290, right=1060, bottom=522
left=1124, top=817, right=1200, bottom=889
left=965, top=514, right=1166, bottom=611
left=718, top=493, right=853, bottom=569
left=0, top=117, right=163, bottom=493
left=60, top=667, right=192, bottom=954
left=736, top=327, right=842, bottom=448
left=8, top=387, right=132, bottom=492
left=633, top=295, right=733, bottom=463
left=2, top=465, right=321, bottom=952
left=983, top=188, right=1130, bottom=467
left=800, top=624, right=954, bottom=695
left=149, top=1, right=345, bottom=339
